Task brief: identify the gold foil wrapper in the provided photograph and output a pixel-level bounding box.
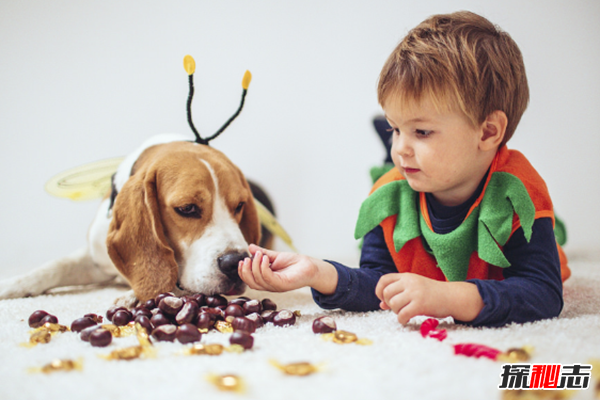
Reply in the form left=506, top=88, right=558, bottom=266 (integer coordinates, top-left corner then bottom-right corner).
left=29, top=358, right=83, bottom=374
left=23, top=322, right=70, bottom=346
left=206, top=373, right=245, bottom=393
left=321, top=330, right=372, bottom=346
left=101, top=322, right=136, bottom=338
left=185, top=343, right=225, bottom=356
left=215, top=321, right=233, bottom=333
left=293, top=310, right=302, bottom=317
left=497, top=346, right=534, bottom=363
left=270, top=360, right=323, bottom=376
left=99, top=345, right=155, bottom=361
left=135, top=323, right=153, bottom=347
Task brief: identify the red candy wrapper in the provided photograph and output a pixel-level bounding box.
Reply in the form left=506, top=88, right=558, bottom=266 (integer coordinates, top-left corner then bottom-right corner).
left=453, top=343, right=502, bottom=360
left=419, top=318, right=447, bottom=341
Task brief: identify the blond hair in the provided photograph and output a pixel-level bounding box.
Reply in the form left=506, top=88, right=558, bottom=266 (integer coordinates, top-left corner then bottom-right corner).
left=378, top=11, right=529, bottom=146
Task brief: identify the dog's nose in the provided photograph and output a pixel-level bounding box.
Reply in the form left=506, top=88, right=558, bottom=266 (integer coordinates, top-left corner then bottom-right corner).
left=218, top=251, right=247, bottom=278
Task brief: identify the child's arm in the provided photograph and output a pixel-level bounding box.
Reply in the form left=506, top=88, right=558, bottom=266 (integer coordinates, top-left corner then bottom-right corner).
left=375, top=273, right=484, bottom=324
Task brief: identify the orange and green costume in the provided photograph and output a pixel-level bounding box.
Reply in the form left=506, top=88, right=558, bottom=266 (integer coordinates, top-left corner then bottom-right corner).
left=355, top=146, right=570, bottom=284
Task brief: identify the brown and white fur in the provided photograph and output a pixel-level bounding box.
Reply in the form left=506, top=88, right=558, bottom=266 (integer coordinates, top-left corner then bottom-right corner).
left=0, top=133, right=270, bottom=307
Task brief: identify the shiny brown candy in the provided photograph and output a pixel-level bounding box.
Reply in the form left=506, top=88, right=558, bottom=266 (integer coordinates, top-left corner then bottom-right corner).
left=201, top=307, right=224, bottom=321
left=150, top=313, right=171, bottom=328
left=176, top=301, right=199, bottom=325
left=154, top=292, right=174, bottom=306
left=131, top=306, right=152, bottom=319
left=112, top=310, right=133, bottom=326
left=151, top=324, right=177, bottom=342
left=143, top=299, right=156, bottom=310
left=158, top=296, right=183, bottom=316
left=224, top=304, right=245, bottom=322
left=176, top=323, right=202, bottom=344
left=28, top=310, right=50, bottom=328
left=106, top=306, right=127, bottom=322
left=90, top=329, right=112, bottom=347
left=260, top=310, right=277, bottom=323
left=243, top=299, right=262, bottom=314
left=261, top=298, right=277, bottom=311
left=273, top=310, right=296, bottom=327
left=206, top=294, right=228, bottom=307
left=83, top=313, right=103, bottom=323
left=231, top=317, right=256, bottom=333
left=245, top=313, right=265, bottom=329
left=196, top=312, right=215, bottom=330
left=135, top=315, right=154, bottom=333
left=80, top=325, right=102, bottom=342
left=229, top=297, right=250, bottom=307
left=70, top=317, right=97, bottom=333
left=229, top=331, right=253, bottom=349
left=312, top=316, right=336, bottom=334
left=40, top=314, right=58, bottom=325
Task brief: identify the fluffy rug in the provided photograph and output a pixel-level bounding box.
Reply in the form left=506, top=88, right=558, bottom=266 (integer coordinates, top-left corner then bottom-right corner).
left=0, top=258, right=598, bottom=400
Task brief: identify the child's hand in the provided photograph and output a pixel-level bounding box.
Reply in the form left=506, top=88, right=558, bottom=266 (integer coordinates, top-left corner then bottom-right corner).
left=238, top=244, right=338, bottom=294
left=375, top=273, right=484, bottom=324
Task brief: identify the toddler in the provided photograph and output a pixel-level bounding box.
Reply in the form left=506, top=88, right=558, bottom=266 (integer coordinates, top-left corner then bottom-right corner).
left=238, top=11, right=570, bottom=327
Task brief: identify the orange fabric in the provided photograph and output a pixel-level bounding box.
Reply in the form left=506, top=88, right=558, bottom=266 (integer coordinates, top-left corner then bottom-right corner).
left=372, top=147, right=570, bottom=282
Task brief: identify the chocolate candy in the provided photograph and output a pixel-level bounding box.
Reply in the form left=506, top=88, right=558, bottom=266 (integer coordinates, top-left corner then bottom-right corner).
left=245, top=313, right=264, bottom=329
left=229, top=331, right=253, bottom=349
left=196, top=313, right=215, bottom=331
left=40, top=314, right=58, bottom=325
left=154, top=292, right=174, bottom=306
left=243, top=299, right=262, bottom=314
left=260, top=310, right=277, bottom=323
left=272, top=310, right=296, bottom=327
left=28, top=310, right=50, bottom=328
left=70, top=317, right=97, bottom=333
left=112, top=310, right=133, bottom=326
left=229, top=297, right=250, bottom=307
left=261, top=298, right=277, bottom=311
left=231, top=317, right=256, bottom=333
left=206, top=294, right=228, bottom=307
left=151, top=324, right=177, bottom=342
left=135, top=315, right=154, bottom=333
left=106, top=306, right=127, bottom=322
left=150, top=312, right=171, bottom=328
left=224, top=304, right=245, bottom=322
left=80, top=325, right=102, bottom=342
left=312, top=316, right=336, bottom=334
left=90, top=329, right=112, bottom=347
left=176, top=323, right=202, bottom=344
left=158, top=296, right=183, bottom=316
left=131, top=306, right=152, bottom=319
left=143, top=299, right=156, bottom=310
left=176, top=301, right=199, bottom=325
left=83, top=313, right=103, bottom=323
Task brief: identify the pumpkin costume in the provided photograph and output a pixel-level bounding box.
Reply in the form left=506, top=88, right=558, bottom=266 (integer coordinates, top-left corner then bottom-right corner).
left=312, top=146, right=567, bottom=327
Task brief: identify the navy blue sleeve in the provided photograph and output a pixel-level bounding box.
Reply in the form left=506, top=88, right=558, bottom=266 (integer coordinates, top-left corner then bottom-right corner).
left=311, top=225, right=397, bottom=311
left=461, top=217, right=563, bottom=327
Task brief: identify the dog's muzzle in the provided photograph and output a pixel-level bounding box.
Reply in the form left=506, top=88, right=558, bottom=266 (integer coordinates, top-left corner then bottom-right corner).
left=217, top=251, right=248, bottom=281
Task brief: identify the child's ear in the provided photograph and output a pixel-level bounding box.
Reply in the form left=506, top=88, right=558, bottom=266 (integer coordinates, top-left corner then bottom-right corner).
left=479, top=110, right=507, bottom=151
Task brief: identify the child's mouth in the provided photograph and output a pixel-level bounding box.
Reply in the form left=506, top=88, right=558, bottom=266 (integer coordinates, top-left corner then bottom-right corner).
left=403, top=167, right=420, bottom=174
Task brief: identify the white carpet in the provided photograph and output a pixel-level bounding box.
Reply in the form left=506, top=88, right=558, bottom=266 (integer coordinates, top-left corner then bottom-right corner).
left=0, top=258, right=598, bottom=400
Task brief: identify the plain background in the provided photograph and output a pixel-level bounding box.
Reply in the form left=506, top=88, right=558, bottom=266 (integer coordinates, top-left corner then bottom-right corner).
left=1, top=0, right=598, bottom=279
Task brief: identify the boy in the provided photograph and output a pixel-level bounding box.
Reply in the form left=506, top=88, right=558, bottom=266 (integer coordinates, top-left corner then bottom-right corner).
left=238, top=11, right=570, bottom=327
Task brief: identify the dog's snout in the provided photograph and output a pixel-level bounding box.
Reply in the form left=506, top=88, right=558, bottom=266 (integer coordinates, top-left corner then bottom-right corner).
left=218, top=251, right=247, bottom=278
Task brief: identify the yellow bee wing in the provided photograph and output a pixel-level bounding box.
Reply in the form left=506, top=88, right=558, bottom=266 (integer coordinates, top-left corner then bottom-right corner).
left=44, top=157, right=125, bottom=201
left=253, top=198, right=297, bottom=252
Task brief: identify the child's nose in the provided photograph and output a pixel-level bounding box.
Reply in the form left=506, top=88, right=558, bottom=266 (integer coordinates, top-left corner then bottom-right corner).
left=393, top=133, right=413, bottom=158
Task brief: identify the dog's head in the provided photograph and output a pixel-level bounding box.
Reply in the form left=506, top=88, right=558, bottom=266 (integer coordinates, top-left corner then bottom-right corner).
left=106, top=141, right=260, bottom=302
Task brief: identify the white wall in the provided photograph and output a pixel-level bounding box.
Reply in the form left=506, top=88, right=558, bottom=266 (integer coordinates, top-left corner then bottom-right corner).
left=1, top=0, right=598, bottom=279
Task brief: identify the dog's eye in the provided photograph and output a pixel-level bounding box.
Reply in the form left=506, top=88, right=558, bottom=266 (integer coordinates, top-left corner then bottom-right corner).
left=175, top=204, right=202, bottom=219
left=234, top=202, right=245, bottom=214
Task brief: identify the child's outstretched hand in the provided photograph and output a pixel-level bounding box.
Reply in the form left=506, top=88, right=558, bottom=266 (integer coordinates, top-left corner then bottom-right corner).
left=238, top=244, right=338, bottom=294
left=375, top=273, right=484, bottom=324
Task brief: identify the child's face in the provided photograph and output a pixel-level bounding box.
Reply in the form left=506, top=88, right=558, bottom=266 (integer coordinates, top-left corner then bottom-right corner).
left=384, top=96, right=489, bottom=206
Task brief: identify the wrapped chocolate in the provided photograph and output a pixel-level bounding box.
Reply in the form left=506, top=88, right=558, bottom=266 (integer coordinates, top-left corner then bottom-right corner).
left=214, top=321, right=234, bottom=334
left=496, top=346, right=533, bottom=363
left=22, top=322, right=70, bottom=347
left=29, top=358, right=83, bottom=374
left=206, top=373, right=245, bottom=393
left=321, top=330, right=373, bottom=346
left=270, top=360, right=323, bottom=376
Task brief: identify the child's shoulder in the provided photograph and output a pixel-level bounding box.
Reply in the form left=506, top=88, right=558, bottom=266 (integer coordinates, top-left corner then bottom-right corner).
left=370, top=167, right=405, bottom=194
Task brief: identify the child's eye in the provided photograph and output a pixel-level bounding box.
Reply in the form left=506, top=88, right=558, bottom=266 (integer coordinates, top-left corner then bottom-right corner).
left=386, top=128, right=401, bottom=135
left=416, top=129, right=432, bottom=137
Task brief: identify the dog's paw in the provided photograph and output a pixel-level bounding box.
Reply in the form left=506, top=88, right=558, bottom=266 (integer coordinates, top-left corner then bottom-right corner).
left=114, top=290, right=139, bottom=308
left=0, top=276, right=41, bottom=300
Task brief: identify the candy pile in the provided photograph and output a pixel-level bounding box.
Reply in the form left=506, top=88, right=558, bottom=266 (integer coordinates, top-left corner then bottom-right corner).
left=27, top=292, right=297, bottom=353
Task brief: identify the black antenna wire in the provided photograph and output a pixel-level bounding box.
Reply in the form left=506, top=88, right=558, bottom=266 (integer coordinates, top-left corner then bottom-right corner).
left=186, top=74, right=208, bottom=145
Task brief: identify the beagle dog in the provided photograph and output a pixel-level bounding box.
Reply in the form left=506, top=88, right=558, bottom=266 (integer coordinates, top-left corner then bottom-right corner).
left=0, top=133, right=270, bottom=307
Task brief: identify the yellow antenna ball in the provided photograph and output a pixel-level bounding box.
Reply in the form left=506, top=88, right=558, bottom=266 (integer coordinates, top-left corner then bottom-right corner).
left=184, top=55, right=196, bottom=75
left=242, top=70, right=252, bottom=90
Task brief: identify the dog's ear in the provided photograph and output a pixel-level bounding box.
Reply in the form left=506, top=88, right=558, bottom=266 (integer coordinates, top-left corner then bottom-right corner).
left=106, top=164, right=178, bottom=302
left=239, top=179, right=261, bottom=247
